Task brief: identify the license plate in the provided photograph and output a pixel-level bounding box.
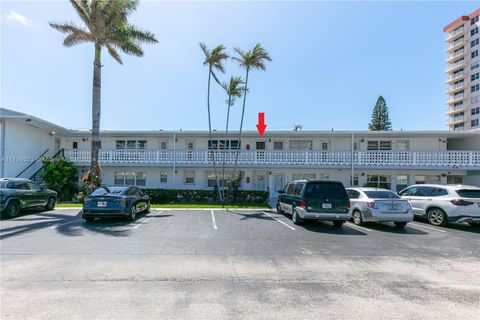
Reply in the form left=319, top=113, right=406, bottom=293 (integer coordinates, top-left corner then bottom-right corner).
left=97, top=201, right=107, bottom=207
left=389, top=205, right=398, bottom=210
left=322, top=203, right=332, bottom=209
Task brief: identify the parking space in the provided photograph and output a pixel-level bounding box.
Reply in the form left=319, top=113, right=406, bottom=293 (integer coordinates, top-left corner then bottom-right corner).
left=1, top=208, right=479, bottom=319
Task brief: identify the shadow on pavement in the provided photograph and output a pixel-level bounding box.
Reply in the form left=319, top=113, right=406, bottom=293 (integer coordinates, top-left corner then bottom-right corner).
left=361, top=222, right=428, bottom=235
left=414, top=217, right=480, bottom=234
left=301, top=220, right=367, bottom=235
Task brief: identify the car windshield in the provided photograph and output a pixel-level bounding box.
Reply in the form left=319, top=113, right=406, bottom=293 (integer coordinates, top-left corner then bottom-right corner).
left=364, top=191, right=400, bottom=199
left=456, top=189, right=480, bottom=198
left=304, top=182, right=347, bottom=199
left=90, top=187, right=126, bottom=196
left=0, top=181, right=6, bottom=188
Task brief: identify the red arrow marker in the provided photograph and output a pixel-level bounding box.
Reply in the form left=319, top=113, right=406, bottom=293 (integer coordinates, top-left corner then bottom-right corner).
left=256, top=112, right=267, bottom=137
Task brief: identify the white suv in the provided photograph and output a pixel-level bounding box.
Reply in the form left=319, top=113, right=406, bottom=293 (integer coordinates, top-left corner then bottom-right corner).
left=398, top=184, right=480, bottom=226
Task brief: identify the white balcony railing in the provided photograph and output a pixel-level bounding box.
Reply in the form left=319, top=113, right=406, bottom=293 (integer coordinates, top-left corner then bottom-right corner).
left=447, top=104, right=465, bottom=113
left=447, top=71, right=464, bottom=81
left=446, top=59, right=465, bottom=71
left=447, top=82, right=464, bottom=91
left=64, top=149, right=480, bottom=168
left=447, top=26, right=465, bottom=39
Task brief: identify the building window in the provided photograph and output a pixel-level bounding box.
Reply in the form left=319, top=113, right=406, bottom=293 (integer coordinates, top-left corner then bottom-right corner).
left=116, top=141, right=126, bottom=149
left=366, top=175, right=391, bottom=189
left=472, top=84, right=480, bottom=92
left=396, top=175, right=408, bottom=192
left=206, top=172, right=233, bottom=188
left=472, top=96, right=480, bottom=104
left=472, top=119, right=479, bottom=127
left=160, top=141, right=168, bottom=150
left=471, top=15, right=479, bottom=25
left=396, top=141, right=410, bottom=151
left=453, top=123, right=464, bottom=131
left=321, top=142, right=328, bottom=150
left=472, top=61, right=480, bottom=70
left=273, top=141, right=284, bottom=150
left=256, top=141, right=266, bottom=150
left=472, top=73, right=480, bottom=82
left=207, top=140, right=239, bottom=150
left=350, top=175, right=359, bottom=186
left=289, top=140, right=313, bottom=150
left=367, top=141, right=392, bottom=151
left=72, top=141, right=78, bottom=149
left=114, top=172, right=146, bottom=186
left=137, top=140, right=147, bottom=149
left=415, top=175, right=440, bottom=184
left=471, top=38, right=479, bottom=48
left=472, top=50, right=479, bottom=59
left=160, top=172, right=168, bottom=183
left=472, top=26, right=479, bottom=36
left=472, top=107, right=480, bottom=115
left=184, top=171, right=195, bottom=185
left=292, top=173, right=316, bottom=181
left=116, top=140, right=147, bottom=150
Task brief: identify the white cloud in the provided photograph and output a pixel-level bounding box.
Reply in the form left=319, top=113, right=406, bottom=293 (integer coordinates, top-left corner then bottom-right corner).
left=5, top=10, right=32, bottom=26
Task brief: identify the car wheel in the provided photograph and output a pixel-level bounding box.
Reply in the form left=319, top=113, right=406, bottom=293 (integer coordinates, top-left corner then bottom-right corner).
left=468, top=222, right=480, bottom=227
left=145, top=203, right=151, bottom=213
left=45, top=197, right=56, bottom=211
left=427, top=208, right=448, bottom=226
left=127, top=206, right=136, bottom=221
left=84, top=216, right=95, bottom=223
left=352, top=210, right=363, bottom=225
left=276, top=203, right=283, bottom=214
left=333, top=220, right=344, bottom=227
left=394, top=222, right=407, bottom=228
left=4, top=201, right=20, bottom=219
left=292, top=208, right=302, bottom=225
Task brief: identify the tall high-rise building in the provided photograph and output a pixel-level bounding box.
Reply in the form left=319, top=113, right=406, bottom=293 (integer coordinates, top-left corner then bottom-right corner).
left=444, top=9, right=480, bottom=131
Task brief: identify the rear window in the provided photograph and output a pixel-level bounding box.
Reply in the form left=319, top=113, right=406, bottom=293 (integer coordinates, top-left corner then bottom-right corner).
left=456, top=189, right=480, bottom=198
left=90, top=187, right=126, bottom=196
left=364, top=191, right=400, bottom=199
left=304, top=182, right=347, bottom=199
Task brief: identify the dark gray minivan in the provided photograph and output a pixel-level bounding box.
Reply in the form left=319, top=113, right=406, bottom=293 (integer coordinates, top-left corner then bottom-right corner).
left=277, top=180, right=351, bottom=226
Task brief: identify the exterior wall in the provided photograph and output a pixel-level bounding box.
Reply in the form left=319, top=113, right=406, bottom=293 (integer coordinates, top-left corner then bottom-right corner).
left=1, top=119, right=58, bottom=178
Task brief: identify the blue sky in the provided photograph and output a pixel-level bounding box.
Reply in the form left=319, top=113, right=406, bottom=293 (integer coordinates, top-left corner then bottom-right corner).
left=1, top=1, right=479, bottom=132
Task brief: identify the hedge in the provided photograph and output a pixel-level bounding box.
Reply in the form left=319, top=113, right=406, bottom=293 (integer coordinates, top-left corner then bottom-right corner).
left=141, top=189, right=269, bottom=204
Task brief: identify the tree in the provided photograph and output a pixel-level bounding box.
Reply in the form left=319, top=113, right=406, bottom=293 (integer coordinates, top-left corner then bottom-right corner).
left=368, top=96, right=392, bottom=131
left=41, top=157, right=78, bottom=201
left=50, top=0, right=158, bottom=182
left=199, top=43, right=229, bottom=201
left=231, top=44, right=271, bottom=180
left=220, top=76, right=245, bottom=197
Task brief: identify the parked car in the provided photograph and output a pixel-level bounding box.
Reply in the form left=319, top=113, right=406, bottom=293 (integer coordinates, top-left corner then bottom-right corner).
left=277, top=180, right=351, bottom=226
left=0, top=178, right=57, bottom=218
left=82, top=186, right=150, bottom=222
left=346, top=188, right=413, bottom=227
left=398, top=184, right=480, bottom=226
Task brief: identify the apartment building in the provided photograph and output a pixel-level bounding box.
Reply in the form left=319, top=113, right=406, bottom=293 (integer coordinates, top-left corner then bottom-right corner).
left=444, top=8, right=480, bottom=131
left=2, top=108, right=479, bottom=199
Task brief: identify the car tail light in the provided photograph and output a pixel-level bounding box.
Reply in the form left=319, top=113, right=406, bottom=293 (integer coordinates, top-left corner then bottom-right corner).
left=347, top=201, right=351, bottom=209
left=367, top=202, right=377, bottom=209
left=114, top=198, right=126, bottom=207
left=299, top=200, right=306, bottom=208
left=451, top=199, right=473, bottom=206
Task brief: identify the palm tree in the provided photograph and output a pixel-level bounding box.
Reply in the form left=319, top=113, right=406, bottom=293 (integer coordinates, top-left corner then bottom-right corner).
left=220, top=76, right=245, bottom=198
left=199, top=43, right=229, bottom=201
left=50, top=0, right=158, bottom=181
left=231, top=44, right=271, bottom=181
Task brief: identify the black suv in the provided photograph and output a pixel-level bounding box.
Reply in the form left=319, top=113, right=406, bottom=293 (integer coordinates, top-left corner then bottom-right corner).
left=277, top=180, right=351, bottom=226
left=0, top=178, right=57, bottom=218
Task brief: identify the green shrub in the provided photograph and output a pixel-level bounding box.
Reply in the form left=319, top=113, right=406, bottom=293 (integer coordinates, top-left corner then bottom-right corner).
left=41, top=157, right=79, bottom=201
left=142, top=188, right=269, bottom=204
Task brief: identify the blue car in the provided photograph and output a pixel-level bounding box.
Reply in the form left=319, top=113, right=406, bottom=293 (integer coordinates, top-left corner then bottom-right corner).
left=82, top=186, right=150, bottom=222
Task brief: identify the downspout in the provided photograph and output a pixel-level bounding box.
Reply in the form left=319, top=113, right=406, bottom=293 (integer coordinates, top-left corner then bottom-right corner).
left=173, top=133, right=176, bottom=187
left=351, top=133, right=354, bottom=186
left=0, top=121, right=5, bottom=177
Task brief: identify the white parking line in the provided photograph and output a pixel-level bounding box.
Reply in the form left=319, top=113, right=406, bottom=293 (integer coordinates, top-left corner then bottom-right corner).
left=346, top=222, right=373, bottom=232
left=50, top=218, right=82, bottom=229
left=301, top=247, right=313, bottom=255
left=410, top=222, right=447, bottom=233
left=133, top=210, right=164, bottom=229
left=211, top=210, right=218, bottom=230
left=262, top=211, right=296, bottom=230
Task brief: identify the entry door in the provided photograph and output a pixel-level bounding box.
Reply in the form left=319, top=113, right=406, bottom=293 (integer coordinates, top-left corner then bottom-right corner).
left=254, top=172, right=268, bottom=191
left=273, top=174, right=284, bottom=198
left=186, top=140, right=194, bottom=161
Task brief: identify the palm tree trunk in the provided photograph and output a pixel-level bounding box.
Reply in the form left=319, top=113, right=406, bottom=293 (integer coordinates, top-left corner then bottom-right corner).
left=222, top=94, right=232, bottom=202
left=206, top=67, right=223, bottom=202
left=231, top=68, right=250, bottom=186
left=90, top=43, right=102, bottom=181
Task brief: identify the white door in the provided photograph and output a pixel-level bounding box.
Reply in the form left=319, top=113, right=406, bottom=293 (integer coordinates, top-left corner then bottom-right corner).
left=254, top=172, right=268, bottom=191
left=273, top=174, right=284, bottom=198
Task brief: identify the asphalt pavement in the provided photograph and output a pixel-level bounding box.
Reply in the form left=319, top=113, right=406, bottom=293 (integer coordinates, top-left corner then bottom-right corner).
left=1, top=208, right=479, bottom=319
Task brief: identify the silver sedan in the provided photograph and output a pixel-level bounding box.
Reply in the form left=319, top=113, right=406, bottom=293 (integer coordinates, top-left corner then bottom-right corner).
left=346, top=188, right=414, bottom=227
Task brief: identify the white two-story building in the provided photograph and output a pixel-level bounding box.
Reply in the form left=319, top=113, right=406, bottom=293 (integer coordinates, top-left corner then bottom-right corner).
left=1, top=107, right=479, bottom=199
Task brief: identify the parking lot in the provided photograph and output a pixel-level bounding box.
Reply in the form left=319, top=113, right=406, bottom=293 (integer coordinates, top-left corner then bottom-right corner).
left=1, top=208, right=479, bottom=320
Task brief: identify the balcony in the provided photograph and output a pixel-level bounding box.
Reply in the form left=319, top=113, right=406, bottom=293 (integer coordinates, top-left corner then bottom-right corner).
left=448, top=115, right=465, bottom=123
left=446, top=71, right=464, bottom=83
left=446, top=48, right=465, bottom=62
left=446, top=37, right=465, bottom=52
left=446, top=104, right=466, bottom=114
left=446, top=26, right=466, bottom=41
left=446, top=82, right=464, bottom=93
left=64, top=149, right=480, bottom=169
left=445, top=59, right=465, bottom=72
left=447, top=92, right=465, bottom=103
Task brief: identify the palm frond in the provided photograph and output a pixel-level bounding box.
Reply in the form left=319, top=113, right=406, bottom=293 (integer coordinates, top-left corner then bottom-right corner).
left=106, top=43, right=123, bottom=64
left=49, top=22, right=86, bottom=34
left=63, top=30, right=95, bottom=47
left=69, top=0, right=92, bottom=29
left=118, top=41, right=143, bottom=56
left=123, top=24, right=158, bottom=44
